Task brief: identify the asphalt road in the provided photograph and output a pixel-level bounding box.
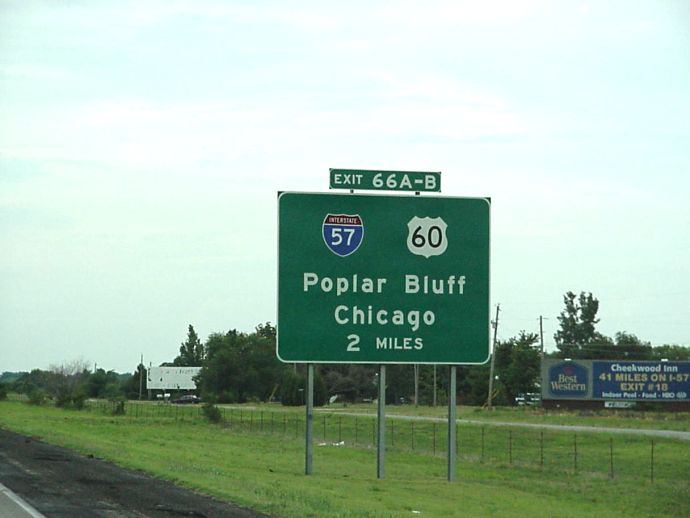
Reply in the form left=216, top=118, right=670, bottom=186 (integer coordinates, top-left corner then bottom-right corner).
left=0, top=428, right=269, bottom=518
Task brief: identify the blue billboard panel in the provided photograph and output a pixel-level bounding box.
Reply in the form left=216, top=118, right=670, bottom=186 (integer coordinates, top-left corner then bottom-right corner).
left=547, top=361, right=590, bottom=399
left=592, top=361, right=690, bottom=401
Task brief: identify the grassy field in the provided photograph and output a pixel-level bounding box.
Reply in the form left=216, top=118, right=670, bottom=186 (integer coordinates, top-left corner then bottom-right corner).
left=1, top=401, right=688, bottom=517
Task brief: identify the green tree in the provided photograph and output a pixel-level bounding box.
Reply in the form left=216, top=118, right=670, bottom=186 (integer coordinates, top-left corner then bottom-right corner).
left=255, top=322, right=277, bottom=340
left=174, top=325, right=205, bottom=366
left=321, top=364, right=377, bottom=403
left=11, top=369, right=53, bottom=395
left=196, top=327, right=284, bottom=403
left=651, top=344, right=690, bottom=360
left=464, top=364, right=502, bottom=406
left=494, top=331, right=541, bottom=404
left=612, top=332, right=653, bottom=360
left=48, top=361, right=90, bottom=408
left=278, top=369, right=327, bottom=407
left=554, top=291, right=602, bottom=358
left=122, top=363, right=146, bottom=400
left=85, top=368, right=122, bottom=398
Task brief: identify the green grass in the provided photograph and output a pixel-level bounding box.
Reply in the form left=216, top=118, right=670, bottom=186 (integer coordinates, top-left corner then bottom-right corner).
left=1, top=401, right=688, bottom=517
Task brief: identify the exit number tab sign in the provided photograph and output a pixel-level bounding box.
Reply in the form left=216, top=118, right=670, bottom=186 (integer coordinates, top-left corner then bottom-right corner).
left=330, top=169, right=441, bottom=192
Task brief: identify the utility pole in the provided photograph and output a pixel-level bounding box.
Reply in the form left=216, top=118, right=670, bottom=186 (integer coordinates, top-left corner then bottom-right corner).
left=487, top=304, right=500, bottom=409
left=148, top=362, right=152, bottom=401
left=539, top=315, right=544, bottom=358
left=138, top=353, right=143, bottom=401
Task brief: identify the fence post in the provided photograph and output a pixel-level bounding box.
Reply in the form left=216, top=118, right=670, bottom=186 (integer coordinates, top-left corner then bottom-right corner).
left=338, top=416, right=342, bottom=443
left=323, top=414, right=327, bottom=441
left=508, top=430, right=513, bottom=465
left=355, top=417, right=358, bottom=445
left=609, top=438, right=614, bottom=479
left=411, top=421, right=415, bottom=451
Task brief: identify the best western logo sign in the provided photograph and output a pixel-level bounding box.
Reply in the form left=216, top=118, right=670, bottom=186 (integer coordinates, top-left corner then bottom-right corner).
left=548, top=362, right=589, bottom=398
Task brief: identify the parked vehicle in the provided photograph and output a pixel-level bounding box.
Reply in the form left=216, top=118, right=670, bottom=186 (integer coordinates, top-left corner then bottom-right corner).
left=172, top=394, right=201, bottom=404
left=515, top=393, right=541, bottom=406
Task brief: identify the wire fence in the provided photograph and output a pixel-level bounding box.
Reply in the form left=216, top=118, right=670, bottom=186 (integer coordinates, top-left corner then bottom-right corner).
left=80, top=400, right=687, bottom=484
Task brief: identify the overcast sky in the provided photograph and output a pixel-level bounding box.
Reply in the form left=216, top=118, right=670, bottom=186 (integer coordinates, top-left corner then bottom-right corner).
left=1, top=0, right=689, bottom=373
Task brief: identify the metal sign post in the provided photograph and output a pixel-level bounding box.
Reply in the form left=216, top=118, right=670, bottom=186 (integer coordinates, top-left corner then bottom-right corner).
left=305, top=364, right=314, bottom=475
left=447, top=365, right=457, bottom=481
left=377, top=365, right=386, bottom=479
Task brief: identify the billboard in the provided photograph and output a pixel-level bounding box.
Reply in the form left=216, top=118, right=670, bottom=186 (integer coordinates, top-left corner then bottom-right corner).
left=147, top=366, right=201, bottom=390
left=542, top=359, right=690, bottom=402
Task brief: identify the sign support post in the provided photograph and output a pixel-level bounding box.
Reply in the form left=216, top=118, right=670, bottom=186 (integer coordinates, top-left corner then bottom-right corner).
left=447, top=365, right=457, bottom=481
left=305, top=364, right=314, bottom=475
left=376, top=365, right=386, bottom=479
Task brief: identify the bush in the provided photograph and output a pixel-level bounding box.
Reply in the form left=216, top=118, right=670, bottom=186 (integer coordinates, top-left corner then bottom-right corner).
left=212, top=389, right=238, bottom=404
left=55, top=391, right=72, bottom=408
left=28, top=389, right=46, bottom=406
left=202, top=402, right=222, bottom=423
left=279, top=370, right=304, bottom=406
left=279, top=370, right=327, bottom=406
left=53, top=393, right=86, bottom=409
left=71, top=392, right=86, bottom=410
left=0, top=383, right=7, bottom=401
left=112, top=400, right=126, bottom=415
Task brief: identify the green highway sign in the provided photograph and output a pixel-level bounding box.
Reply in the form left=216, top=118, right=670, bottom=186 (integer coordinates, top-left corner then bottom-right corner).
left=329, top=169, right=441, bottom=192
left=277, top=192, right=490, bottom=364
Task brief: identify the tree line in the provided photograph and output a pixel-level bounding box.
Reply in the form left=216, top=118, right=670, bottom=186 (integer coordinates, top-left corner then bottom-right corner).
left=3, top=291, right=688, bottom=407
